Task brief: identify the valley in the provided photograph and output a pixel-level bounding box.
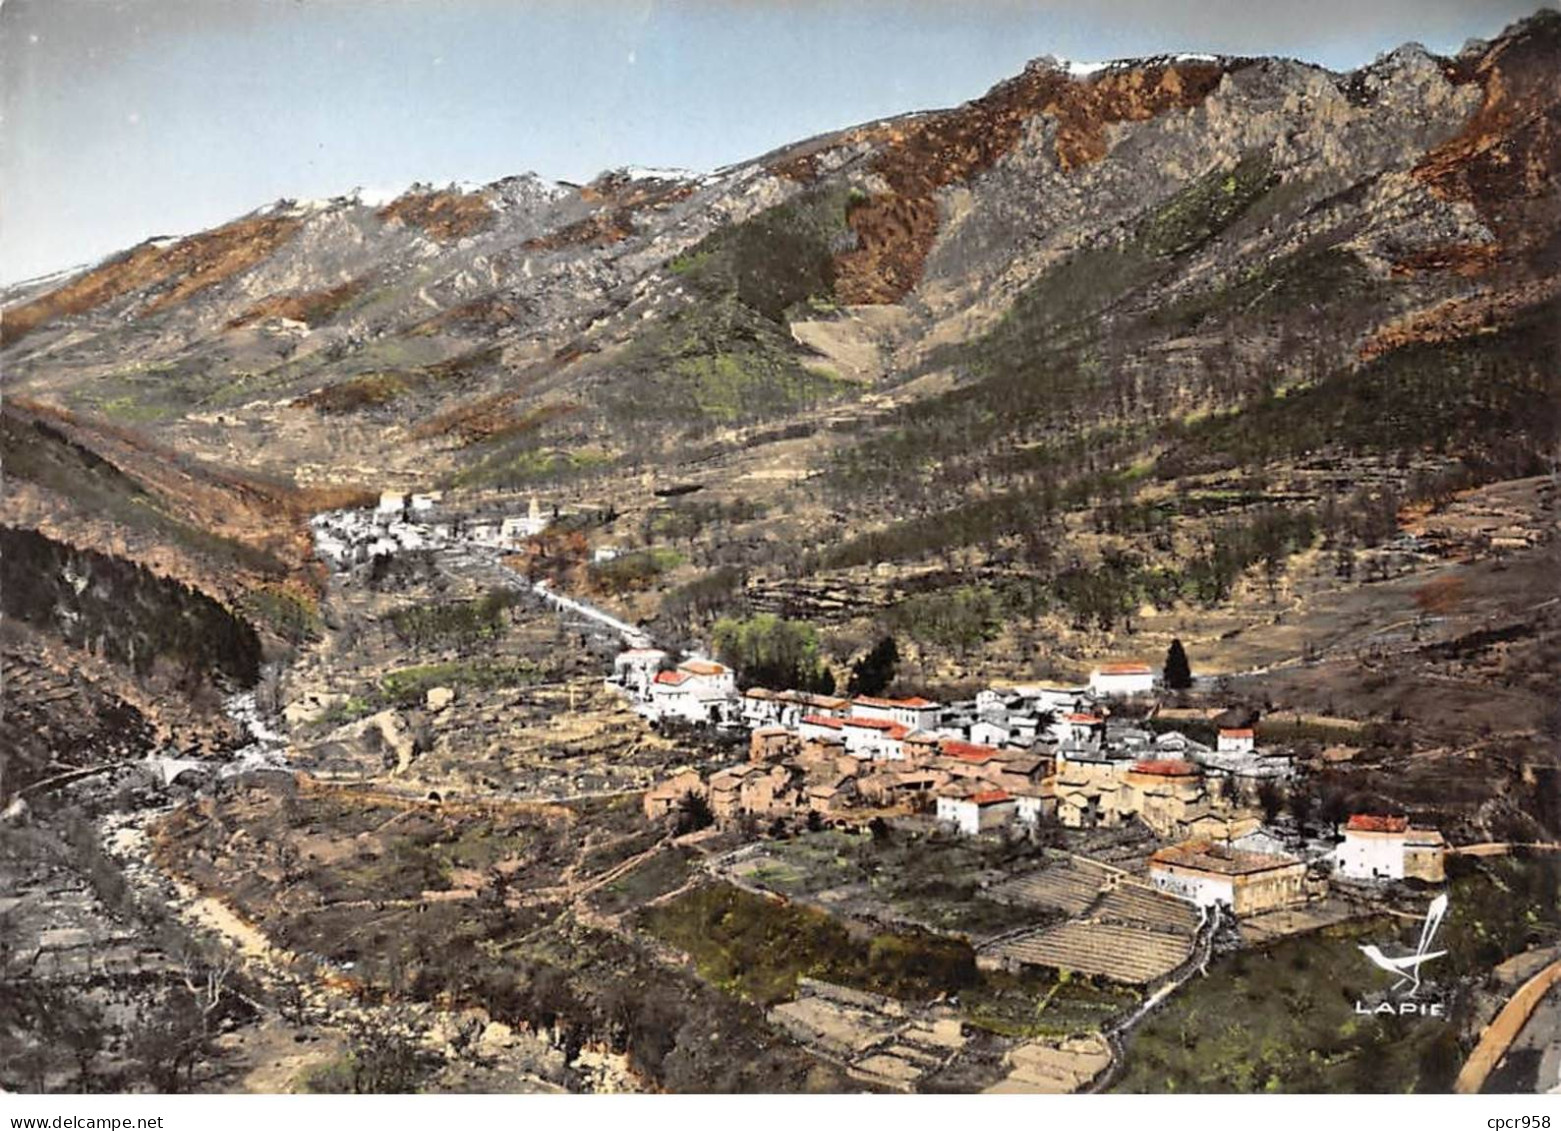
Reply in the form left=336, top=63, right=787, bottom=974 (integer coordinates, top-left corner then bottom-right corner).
left=2, top=9, right=1558, bottom=1096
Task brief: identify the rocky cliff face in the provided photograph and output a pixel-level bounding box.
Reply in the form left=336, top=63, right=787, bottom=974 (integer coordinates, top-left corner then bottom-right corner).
left=2, top=12, right=1556, bottom=514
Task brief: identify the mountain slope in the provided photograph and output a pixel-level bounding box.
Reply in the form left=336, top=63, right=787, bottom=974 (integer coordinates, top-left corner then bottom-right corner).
left=2, top=12, right=1556, bottom=564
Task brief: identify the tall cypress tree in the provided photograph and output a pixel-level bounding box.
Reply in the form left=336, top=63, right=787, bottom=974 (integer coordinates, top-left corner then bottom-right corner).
left=1164, top=638, right=1193, bottom=690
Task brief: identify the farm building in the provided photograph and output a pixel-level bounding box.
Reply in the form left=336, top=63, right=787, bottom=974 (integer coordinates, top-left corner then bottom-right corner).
left=1336, top=815, right=1447, bottom=882
left=1149, top=840, right=1309, bottom=916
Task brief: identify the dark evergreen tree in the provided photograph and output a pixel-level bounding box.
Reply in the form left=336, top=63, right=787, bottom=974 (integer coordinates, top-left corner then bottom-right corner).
left=1164, top=638, right=1193, bottom=690
left=847, top=636, right=899, bottom=697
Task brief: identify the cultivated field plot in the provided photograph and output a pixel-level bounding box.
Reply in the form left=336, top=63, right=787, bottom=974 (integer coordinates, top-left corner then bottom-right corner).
left=767, top=979, right=975, bottom=1092
left=987, top=922, right=1194, bottom=985
left=715, top=829, right=1048, bottom=939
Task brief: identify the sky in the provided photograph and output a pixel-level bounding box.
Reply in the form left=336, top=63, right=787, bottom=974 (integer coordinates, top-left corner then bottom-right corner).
left=0, top=0, right=1548, bottom=283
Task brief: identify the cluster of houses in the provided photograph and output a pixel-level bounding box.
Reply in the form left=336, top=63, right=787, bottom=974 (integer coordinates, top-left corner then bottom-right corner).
left=309, top=490, right=551, bottom=571
left=625, top=648, right=1449, bottom=921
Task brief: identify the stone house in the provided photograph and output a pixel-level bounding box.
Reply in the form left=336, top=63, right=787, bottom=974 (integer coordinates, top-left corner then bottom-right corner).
left=936, top=790, right=1017, bottom=836
left=1149, top=840, right=1310, bottom=916
left=643, top=767, right=706, bottom=821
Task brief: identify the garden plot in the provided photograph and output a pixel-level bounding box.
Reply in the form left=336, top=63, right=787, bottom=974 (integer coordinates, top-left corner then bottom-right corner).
left=714, top=829, right=1048, bottom=940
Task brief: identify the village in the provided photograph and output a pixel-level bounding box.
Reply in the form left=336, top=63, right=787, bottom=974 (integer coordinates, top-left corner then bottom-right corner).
left=108, top=480, right=1522, bottom=1097
left=623, top=649, right=1447, bottom=911
left=303, top=493, right=1455, bottom=982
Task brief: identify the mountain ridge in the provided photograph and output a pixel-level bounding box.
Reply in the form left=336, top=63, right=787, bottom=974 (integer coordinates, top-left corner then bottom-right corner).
left=1, top=11, right=1556, bottom=611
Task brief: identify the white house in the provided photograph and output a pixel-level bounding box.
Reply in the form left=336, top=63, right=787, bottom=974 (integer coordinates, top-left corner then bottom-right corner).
left=1336, top=815, right=1446, bottom=882
left=741, top=688, right=784, bottom=727
left=798, top=714, right=846, bottom=742
left=676, top=658, right=735, bottom=697
left=936, top=790, right=1017, bottom=836
left=611, top=648, right=667, bottom=699
left=851, top=696, right=941, bottom=732
left=1337, top=814, right=1409, bottom=879
left=1217, top=727, right=1256, bottom=754
left=842, top=717, right=911, bottom=760
left=1054, top=712, right=1106, bottom=748
left=1014, top=794, right=1050, bottom=828
left=409, top=491, right=442, bottom=512
left=377, top=490, right=406, bottom=515
left=776, top=691, right=850, bottom=727
left=640, top=657, right=737, bottom=725
left=970, top=718, right=1013, bottom=748
left=1089, top=663, right=1157, bottom=698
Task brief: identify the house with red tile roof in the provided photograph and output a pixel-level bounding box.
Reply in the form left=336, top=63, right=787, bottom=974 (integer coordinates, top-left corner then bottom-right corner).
left=935, top=788, right=1017, bottom=835
left=851, top=694, right=943, bottom=731
left=1337, top=815, right=1446, bottom=882
left=1217, top=727, right=1256, bottom=755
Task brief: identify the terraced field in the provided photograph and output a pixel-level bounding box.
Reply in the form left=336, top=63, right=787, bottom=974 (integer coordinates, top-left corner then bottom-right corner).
left=987, top=922, right=1193, bottom=985
left=990, top=859, right=1114, bottom=915
left=1091, top=884, right=1201, bottom=936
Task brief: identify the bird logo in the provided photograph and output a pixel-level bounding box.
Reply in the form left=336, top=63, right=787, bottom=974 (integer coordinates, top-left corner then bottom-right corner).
left=1359, top=893, right=1449, bottom=996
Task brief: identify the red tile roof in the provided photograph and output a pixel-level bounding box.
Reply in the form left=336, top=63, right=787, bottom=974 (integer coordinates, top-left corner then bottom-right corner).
left=853, top=695, right=939, bottom=710
left=1066, top=713, right=1104, bottom=725
left=940, top=740, right=1002, bottom=763
left=1219, top=727, right=1255, bottom=738
left=1131, top=760, right=1201, bottom=777
left=844, top=717, right=896, bottom=731
left=679, top=659, right=728, bottom=676
left=653, top=670, right=690, bottom=686
left=971, top=790, right=1013, bottom=806
left=1346, top=814, right=1410, bottom=834
left=1096, top=663, right=1153, bottom=675
left=800, top=715, right=844, bottom=729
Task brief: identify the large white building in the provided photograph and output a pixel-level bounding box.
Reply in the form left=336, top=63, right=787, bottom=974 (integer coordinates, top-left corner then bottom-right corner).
left=1089, top=663, right=1157, bottom=698
left=850, top=695, right=942, bottom=732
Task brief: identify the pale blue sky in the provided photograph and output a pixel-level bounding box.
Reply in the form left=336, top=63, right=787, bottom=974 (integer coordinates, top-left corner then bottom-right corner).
left=0, top=0, right=1546, bottom=283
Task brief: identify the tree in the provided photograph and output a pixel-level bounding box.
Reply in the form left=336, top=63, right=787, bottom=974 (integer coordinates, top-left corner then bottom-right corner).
left=1163, top=639, right=1193, bottom=691
left=711, top=613, right=833, bottom=692
left=1257, top=779, right=1285, bottom=825
left=1318, top=787, right=1352, bottom=834
left=674, top=791, right=714, bottom=836
left=1287, top=787, right=1316, bottom=834
left=848, top=636, right=900, bottom=698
